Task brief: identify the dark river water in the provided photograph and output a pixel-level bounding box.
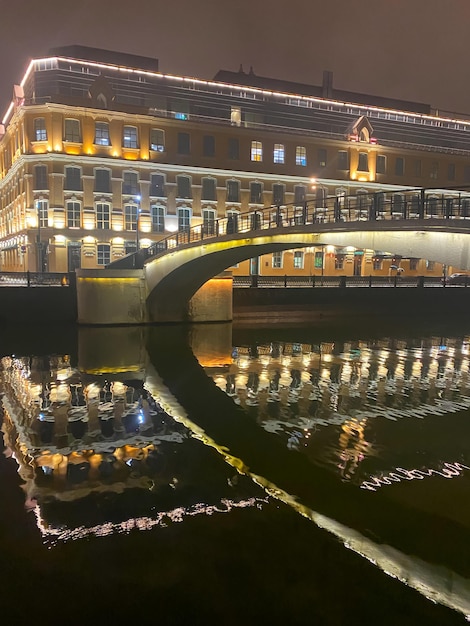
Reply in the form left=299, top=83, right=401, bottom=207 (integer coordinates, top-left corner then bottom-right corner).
left=1, top=318, right=470, bottom=625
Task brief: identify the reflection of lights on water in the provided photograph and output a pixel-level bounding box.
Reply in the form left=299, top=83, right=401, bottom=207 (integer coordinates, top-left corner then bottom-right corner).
left=361, top=461, right=470, bottom=491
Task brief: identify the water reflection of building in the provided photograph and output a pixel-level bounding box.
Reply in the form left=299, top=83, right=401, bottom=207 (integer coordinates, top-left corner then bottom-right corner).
left=210, top=336, right=470, bottom=482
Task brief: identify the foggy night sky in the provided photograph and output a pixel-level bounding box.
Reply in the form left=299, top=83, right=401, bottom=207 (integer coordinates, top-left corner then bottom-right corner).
left=1, top=0, right=469, bottom=118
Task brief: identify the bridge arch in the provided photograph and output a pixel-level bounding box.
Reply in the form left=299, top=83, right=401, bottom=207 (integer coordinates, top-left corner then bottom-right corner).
left=144, top=222, right=470, bottom=322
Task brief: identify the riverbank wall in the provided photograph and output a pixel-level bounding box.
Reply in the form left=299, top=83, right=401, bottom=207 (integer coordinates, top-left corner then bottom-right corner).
left=0, top=284, right=470, bottom=326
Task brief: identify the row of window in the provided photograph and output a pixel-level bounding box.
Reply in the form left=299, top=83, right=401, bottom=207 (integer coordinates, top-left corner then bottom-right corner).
left=34, top=199, right=215, bottom=232
left=29, top=117, right=470, bottom=180
left=33, top=165, right=308, bottom=204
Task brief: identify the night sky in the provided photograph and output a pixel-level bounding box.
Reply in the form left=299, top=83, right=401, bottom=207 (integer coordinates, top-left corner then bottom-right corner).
left=1, top=0, right=470, bottom=118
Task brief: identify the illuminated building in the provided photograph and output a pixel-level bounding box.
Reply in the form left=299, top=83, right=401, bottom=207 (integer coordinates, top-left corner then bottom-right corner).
left=1, top=45, right=469, bottom=276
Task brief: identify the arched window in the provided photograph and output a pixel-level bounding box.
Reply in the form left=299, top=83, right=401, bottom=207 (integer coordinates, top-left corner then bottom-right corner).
left=151, top=205, right=165, bottom=233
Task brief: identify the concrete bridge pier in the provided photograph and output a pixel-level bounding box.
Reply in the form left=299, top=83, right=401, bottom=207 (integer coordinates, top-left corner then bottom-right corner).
left=76, top=269, right=233, bottom=325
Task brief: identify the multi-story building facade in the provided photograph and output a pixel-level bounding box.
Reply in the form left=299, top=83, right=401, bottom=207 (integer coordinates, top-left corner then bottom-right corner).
left=1, top=45, right=470, bottom=277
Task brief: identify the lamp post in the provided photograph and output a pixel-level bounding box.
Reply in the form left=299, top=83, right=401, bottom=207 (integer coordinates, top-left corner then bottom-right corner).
left=36, top=201, right=43, bottom=272
left=135, top=195, right=141, bottom=251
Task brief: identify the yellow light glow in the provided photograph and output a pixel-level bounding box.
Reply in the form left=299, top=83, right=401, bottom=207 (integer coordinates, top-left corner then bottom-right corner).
left=54, top=235, right=66, bottom=243
left=53, top=218, right=65, bottom=229
left=112, top=237, right=124, bottom=244
left=83, top=236, right=96, bottom=244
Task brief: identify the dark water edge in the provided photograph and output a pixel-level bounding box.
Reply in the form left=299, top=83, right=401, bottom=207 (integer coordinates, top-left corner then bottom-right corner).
left=0, top=313, right=470, bottom=624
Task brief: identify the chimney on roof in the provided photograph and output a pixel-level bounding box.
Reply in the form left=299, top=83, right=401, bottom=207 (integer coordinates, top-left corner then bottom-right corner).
left=322, top=70, right=333, bottom=99
left=249, top=65, right=254, bottom=75
left=238, top=64, right=244, bottom=73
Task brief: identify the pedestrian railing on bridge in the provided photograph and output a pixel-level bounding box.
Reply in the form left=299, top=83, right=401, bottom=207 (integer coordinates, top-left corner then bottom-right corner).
left=143, top=186, right=470, bottom=264
left=233, top=275, right=454, bottom=288
left=0, top=272, right=71, bottom=287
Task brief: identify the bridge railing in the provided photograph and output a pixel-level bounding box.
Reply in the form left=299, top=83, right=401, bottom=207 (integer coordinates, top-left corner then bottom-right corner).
left=233, top=275, right=446, bottom=288
left=0, top=271, right=71, bottom=287
left=145, top=187, right=470, bottom=262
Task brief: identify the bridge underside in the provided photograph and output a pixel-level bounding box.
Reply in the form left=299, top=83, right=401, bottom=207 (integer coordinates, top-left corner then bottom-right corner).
left=145, top=224, right=470, bottom=322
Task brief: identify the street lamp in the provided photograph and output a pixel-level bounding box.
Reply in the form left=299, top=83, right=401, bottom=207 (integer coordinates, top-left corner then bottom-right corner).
left=36, top=200, right=43, bottom=272
left=135, top=195, right=141, bottom=250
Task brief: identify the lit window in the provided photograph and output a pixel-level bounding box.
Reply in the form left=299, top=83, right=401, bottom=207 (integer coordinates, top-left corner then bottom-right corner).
left=203, top=209, right=216, bottom=235
left=426, top=260, right=435, bottom=271
left=66, top=201, right=81, bottom=228
left=178, top=207, right=191, bottom=232
left=318, top=148, right=327, bottom=168
left=251, top=141, right=262, bottom=162
left=296, top=146, right=307, bottom=166
left=37, top=200, right=48, bottom=227
left=94, top=122, right=110, bottom=146
left=123, top=126, right=138, bottom=149
left=174, top=112, right=188, bottom=120
left=231, top=107, right=241, bottom=126
left=293, top=251, right=304, bottom=269
left=273, top=144, right=285, bottom=164
left=151, top=205, right=165, bottom=233
left=335, top=255, right=345, bottom=270
left=64, top=119, right=81, bottom=143
left=150, top=128, right=165, bottom=152
left=272, top=252, right=283, bottom=269
left=97, top=244, right=110, bottom=266
left=34, top=118, right=47, bottom=142
left=314, top=251, right=323, bottom=269
left=124, top=204, right=138, bottom=231
left=96, top=203, right=110, bottom=229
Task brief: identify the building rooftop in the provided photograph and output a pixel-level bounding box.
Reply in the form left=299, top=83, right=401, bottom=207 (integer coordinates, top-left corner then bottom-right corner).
left=48, top=45, right=159, bottom=72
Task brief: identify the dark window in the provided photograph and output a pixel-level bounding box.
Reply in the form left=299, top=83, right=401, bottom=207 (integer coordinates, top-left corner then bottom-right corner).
left=358, top=152, right=369, bottom=172
left=318, top=148, right=327, bottom=168
left=203, top=135, right=215, bottom=157
left=448, top=163, right=456, bottom=181
left=415, top=160, right=422, bottom=177
left=227, top=180, right=240, bottom=203
left=177, top=175, right=191, bottom=198
left=430, top=161, right=439, bottom=180
left=95, top=169, right=111, bottom=193
left=250, top=182, right=263, bottom=204
left=64, top=119, right=81, bottom=142
left=203, top=209, right=216, bottom=235
left=150, top=174, right=165, bottom=197
left=465, top=166, right=470, bottom=183
left=177, top=132, right=190, bottom=154
left=294, top=185, right=306, bottom=204
left=123, top=172, right=138, bottom=195
left=338, top=151, right=349, bottom=170
left=376, top=155, right=386, bottom=174
left=34, top=165, right=47, bottom=190
left=34, top=118, right=47, bottom=142
left=395, top=157, right=404, bottom=176
left=273, top=184, right=285, bottom=205
left=228, top=138, right=239, bottom=160
left=64, top=166, right=81, bottom=191
left=202, top=178, right=217, bottom=201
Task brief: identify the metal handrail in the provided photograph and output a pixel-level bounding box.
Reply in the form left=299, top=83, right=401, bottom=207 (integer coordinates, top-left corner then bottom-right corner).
left=145, top=187, right=470, bottom=263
